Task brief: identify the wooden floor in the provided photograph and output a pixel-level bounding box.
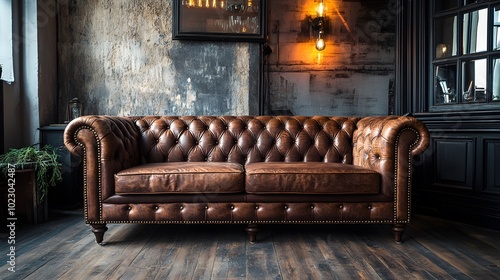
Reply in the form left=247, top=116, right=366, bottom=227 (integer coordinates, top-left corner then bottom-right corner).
left=1, top=209, right=499, bottom=280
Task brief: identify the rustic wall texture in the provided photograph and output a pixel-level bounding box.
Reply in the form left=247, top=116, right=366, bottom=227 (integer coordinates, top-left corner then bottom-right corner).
left=56, top=0, right=395, bottom=120
left=265, top=0, right=395, bottom=116
left=57, top=0, right=259, bottom=121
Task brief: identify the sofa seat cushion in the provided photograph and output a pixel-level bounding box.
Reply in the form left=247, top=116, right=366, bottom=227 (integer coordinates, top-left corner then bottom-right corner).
left=245, top=162, right=380, bottom=194
left=115, top=162, right=245, bottom=194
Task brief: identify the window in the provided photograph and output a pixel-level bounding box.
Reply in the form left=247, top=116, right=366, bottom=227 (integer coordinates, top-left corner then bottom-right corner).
left=0, top=0, right=14, bottom=83
left=432, top=0, right=500, bottom=110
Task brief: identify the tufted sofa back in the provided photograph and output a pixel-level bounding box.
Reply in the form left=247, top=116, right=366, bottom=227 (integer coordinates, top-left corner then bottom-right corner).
left=132, top=116, right=360, bottom=166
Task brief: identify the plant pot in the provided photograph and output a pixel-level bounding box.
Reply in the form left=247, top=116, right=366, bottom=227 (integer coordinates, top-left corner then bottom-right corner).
left=0, top=169, right=48, bottom=225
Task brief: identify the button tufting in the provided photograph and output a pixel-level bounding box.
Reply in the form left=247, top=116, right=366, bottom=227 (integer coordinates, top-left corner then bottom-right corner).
left=284, top=205, right=288, bottom=209
left=230, top=205, right=235, bottom=210
left=339, top=205, right=343, bottom=209
left=179, top=206, right=184, bottom=210
left=154, top=206, right=159, bottom=210
left=255, top=206, right=259, bottom=210
left=310, top=205, right=315, bottom=209
left=127, top=206, right=132, bottom=210
left=205, top=205, right=209, bottom=209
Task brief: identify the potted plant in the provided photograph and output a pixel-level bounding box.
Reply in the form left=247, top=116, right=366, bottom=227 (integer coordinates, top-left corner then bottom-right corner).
left=0, top=144, right=62, bottom=223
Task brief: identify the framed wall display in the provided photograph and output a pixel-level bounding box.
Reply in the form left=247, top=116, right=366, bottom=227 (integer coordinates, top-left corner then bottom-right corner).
left=173, top=0, right=266, bottom=42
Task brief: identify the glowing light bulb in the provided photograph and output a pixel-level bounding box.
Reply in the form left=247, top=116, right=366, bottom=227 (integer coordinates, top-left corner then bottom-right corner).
left=315, top=31, right=326, bottom=51
left=316, top=38, right=326, bottom=51
left=316, top=0, right=326, bottom=18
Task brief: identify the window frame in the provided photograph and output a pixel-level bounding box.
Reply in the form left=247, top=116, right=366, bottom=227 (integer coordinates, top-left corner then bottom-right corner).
left=429, top=0, right=500, bottom=112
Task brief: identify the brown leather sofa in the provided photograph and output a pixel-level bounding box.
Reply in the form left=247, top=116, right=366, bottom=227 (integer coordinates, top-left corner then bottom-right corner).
left=64, top=115, right=429, bottom=244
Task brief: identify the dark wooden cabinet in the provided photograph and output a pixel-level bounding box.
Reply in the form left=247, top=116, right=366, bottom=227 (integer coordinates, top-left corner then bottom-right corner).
left=39, top=125, right=83, bottom=210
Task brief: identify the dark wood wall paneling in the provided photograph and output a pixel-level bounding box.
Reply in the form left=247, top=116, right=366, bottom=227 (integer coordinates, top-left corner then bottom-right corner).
left=396, top=0, right=500, bottom=230
left=413, top=111, right=500, bottom=230
left=0, top=66, right=3, bottom=154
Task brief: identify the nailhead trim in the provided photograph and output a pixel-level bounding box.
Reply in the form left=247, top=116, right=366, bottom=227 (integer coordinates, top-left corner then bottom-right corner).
left=88, top=220, right=395, bottom=225
left=74, top=125, right=102, bottom=223
left=76, top=118, right=422, bottom=227
left=393, top=127, right=419, bottom=224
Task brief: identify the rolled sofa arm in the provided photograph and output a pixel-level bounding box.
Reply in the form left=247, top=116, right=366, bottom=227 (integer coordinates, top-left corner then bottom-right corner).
left=64, top=116, right=141, bottom=222
left=353, top=116, right=430, bottom=222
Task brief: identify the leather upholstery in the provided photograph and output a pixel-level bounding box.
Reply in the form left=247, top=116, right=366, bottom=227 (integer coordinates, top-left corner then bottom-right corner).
left=245, top=162, right=380, bottom=194
left=132, top=116, right=358, bottom=165
left=64, top=115, right=429, bottom=230
left=102, top=202, right=394, bottom=223
left=115, top=162, right=244, bottom=194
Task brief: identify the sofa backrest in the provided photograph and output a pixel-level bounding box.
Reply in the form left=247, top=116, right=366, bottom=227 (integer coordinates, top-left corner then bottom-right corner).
left=132, top=116, right=360, bottom=165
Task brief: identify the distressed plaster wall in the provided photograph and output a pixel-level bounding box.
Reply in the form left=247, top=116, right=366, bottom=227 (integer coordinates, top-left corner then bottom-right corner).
left=57, top=0, right=259, bottom=121
left=57, top=0, right=396, bottom=121
left=266, top=0, right=396, bottom=116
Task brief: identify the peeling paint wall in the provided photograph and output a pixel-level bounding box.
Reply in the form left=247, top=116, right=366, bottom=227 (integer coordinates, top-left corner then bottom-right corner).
left=266, top=0, right=396, bottom=116
left=57, top=0, right=259, bottom=121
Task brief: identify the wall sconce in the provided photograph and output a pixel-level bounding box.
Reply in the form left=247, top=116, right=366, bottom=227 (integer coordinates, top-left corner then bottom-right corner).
left=311, top=0, right=327, bottom=51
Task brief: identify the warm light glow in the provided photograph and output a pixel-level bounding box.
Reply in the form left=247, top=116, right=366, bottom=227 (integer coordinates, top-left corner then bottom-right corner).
left=316, top=38, right=326, bottom=51
left=317, top=52, right=324, bottom=64
left=316, top=0, right=326, bottom=18
left=315, top=30, right=326, bottom=51
left=436, top=43, right=448, bottom=58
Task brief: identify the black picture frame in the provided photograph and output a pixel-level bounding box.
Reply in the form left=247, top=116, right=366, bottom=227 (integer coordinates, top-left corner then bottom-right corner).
left=173, top=0, right=266, bottom=42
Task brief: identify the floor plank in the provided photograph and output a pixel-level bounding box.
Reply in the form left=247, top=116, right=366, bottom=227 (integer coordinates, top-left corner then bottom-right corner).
left=1, top=210, right=499, bottom=279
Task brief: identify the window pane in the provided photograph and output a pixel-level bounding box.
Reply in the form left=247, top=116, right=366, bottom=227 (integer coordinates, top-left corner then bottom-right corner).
left=435, top=16, right=458, bottom=59
left=494, top=58, right=500, bottom=101
left=435, top=65, right=457, bottom=104
left=463, top=0, right=479, bottom=5
left=462, top=59, right=487, bottom=102
left=435, top=0, right=458, bottom=12
left=463, top=8, right=488, bottom=54
left=494, top=6, right=500, bottom=51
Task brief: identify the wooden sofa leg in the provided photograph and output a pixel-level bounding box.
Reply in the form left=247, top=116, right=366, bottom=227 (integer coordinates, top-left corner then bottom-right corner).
left=392, top=223, right=406, bottom=244
left=245, top=224, right=259, bottom=243
left=91, top=224, right=108, bottom=245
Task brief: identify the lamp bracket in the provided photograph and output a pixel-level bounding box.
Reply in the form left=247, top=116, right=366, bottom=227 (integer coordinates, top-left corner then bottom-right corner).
left=310, top=16, right=324, bottom=30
